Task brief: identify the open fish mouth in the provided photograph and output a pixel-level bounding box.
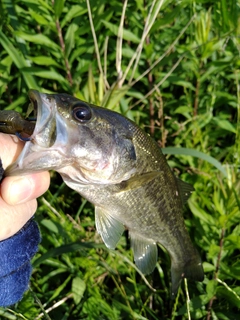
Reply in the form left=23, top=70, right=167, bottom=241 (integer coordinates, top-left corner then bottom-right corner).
left=5, top=90, right=69, bottom=176
left=28, top=90, right=57, bottom=148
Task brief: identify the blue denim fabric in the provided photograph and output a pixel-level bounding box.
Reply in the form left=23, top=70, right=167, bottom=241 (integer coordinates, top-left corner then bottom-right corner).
left=0, top=158, right=40, bottom=306
left=0, top=220, right=40, bottom=306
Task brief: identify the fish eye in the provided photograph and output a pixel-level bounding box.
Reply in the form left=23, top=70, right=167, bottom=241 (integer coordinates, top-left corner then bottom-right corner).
left=72, top=103, right=92, bottom=123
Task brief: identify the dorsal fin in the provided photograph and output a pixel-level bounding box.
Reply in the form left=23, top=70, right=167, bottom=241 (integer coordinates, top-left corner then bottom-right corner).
left=130, top=232, right=157, bottom=275
left=176, top=178, right=194, bottom=205
left=95, top=206, right=125, bottom=250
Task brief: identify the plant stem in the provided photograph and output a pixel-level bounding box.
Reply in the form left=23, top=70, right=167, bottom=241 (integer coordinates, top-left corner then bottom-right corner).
left=35, top=293, right=73, bottom=319
left=55, top=19, right=73, bottom=86
left=130, top=14, right=196, bottom=87
left=146, top=34, right=155, bottom=135
left=235, top=69, right=240, bottom=161
left=86, top=0, right=109, bottom=90
left=193, top=61, right=202, bottom=117
left=120, top=0, right=165, bottom=86
left=131, top=55, right=184, bottom=109
left=206, top=227, right=225, bottom=320
left=193, top=77, right=200, bottom=117
left=116, top=0, right=128, bottom=87
left=184, top=278, right=191, bottom=320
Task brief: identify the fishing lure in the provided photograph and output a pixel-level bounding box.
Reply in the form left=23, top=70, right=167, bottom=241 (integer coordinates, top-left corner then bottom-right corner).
left=0, top=110, right=35, bottom=141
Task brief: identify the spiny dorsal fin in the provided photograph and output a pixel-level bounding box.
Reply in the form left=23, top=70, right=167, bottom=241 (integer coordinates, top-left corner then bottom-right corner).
left=176, top=178, right=194, bottom=205
left=95, top=206, right=125, bottom=250
left=130, top=232, right=158, bottom=275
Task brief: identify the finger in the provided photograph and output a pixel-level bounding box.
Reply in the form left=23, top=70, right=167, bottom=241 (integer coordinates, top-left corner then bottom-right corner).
left=0, top=133, right=24, bottom=168
left=0, top=197, right=37, bottom=241
left=1, top=171, right=50, bottom=205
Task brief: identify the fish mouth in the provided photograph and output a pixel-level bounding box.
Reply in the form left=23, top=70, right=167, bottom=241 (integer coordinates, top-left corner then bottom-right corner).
left=5, top=90, right=69, bottom=176
left=28, top=90, right=57, bottom=148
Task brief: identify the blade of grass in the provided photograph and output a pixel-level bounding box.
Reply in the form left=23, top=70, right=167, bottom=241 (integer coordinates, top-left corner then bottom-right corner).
left=0, top=30, right=39, bottom=89
left=119, top=0, right=159, bottom=86
left=130, top=14, right=196, bottom=87
left=33, top=242, right=105, bottom=267
left=131, top=55, right=184, bottom=108
left=116, top=0, right=128, bottom=84
left=109, top=251, right=156, bottom=292
left=128, top=0, right=165, bottom=84
left=184, top=279, right=191, bottom=320
left=162, top=147, right=228, bottom=178
left=86, top=0, right=109, bottom=90
left=35, top=293, right=73, bottom=320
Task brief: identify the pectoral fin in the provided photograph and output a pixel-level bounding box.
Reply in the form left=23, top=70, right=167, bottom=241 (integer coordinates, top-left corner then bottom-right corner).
left=130, top=232, right=157, bottom=275
left=118, top=171, right=161, bottom=193
left=95, top=206, right=125, bottom=250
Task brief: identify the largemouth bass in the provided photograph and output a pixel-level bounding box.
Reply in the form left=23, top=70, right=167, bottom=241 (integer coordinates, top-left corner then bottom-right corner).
left=5, top=90, right=204, bottom=296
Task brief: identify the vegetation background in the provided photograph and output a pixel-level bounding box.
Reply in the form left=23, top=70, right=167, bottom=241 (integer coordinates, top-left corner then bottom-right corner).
left=0, top=0, right=239, bottom=319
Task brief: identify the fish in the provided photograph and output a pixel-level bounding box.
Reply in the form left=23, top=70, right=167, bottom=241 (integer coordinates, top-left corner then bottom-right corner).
left=5, top=90, right=204, bottom=296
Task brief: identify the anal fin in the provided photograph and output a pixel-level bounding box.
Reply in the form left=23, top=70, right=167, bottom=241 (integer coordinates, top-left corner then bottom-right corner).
left=95, top=206, right=125, bottom=250
left=130, top=232, right=157, bottom=275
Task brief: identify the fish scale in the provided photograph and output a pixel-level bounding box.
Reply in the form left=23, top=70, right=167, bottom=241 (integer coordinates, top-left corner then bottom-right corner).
left=4, top=90, right=204, bottom=297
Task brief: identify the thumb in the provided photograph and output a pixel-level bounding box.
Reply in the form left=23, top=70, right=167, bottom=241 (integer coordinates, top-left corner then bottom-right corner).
left=1, top=172, right=50, bottom=205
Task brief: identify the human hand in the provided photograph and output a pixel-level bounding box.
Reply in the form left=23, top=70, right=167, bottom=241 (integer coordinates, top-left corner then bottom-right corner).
left=0, top=133, right=50, bottom=241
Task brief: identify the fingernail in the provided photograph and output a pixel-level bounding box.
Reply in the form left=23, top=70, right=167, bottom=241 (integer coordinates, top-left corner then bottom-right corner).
left=8, top=177, right=34, bottom=204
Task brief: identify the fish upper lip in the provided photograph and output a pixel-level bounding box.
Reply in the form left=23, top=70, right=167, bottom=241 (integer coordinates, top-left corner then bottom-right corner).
left=28, top=89, right=52, bottom=132
left=28, top=90, right=39, bottom=116
left=28, top=90, right=57, bottom=148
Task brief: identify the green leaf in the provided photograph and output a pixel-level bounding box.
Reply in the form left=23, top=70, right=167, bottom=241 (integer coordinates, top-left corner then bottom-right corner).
left=0, top=30, right=39, bottom=89
left=203, top=262, right=216, bottom=272
left=20, top=67, right=69, bottom=85
left=50, top=275, right=72, bottom=302
left=54, top=0, right=65, bottom=18
left=61, top=5, right=88, bottom=28
left=174, top=106, right=191, bottom=118
left=188, top=199, right=216, bottom=225
left=72, top=277, right=86, bottom=304
left=162, top=147, right=228, bottom=178
left=0, top=309, right=17, bottom=319
left=206, top=279, right=218, bottom=298
left=33, top=242, right=104, bottom=267
left=102, top=20, right=140, bottom=43
left=29, top=10, right=50, bottom=25
left=212, top=117, right=236, bottom=133
left=217, top=286, right=240, bottom=308
left=41, top=219, right=59, bottom=234
left=224, top=234, right=240, bottom=250
left=102, top=84, right=130, bottom=111
left=172, top=80, right=196, bottom=91
left=65, top=23, right=78, bottom=58
left=14, top=31, right=59, bottom=50
left=29, top=56, right=63, bottom=68
left=4, top=96, right=27, bottom=112
left=88, top=65, right=97, bottom=103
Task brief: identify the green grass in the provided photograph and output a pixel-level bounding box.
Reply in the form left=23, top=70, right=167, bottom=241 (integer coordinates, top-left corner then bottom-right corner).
left=0, top=0, right=240, bottom=319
